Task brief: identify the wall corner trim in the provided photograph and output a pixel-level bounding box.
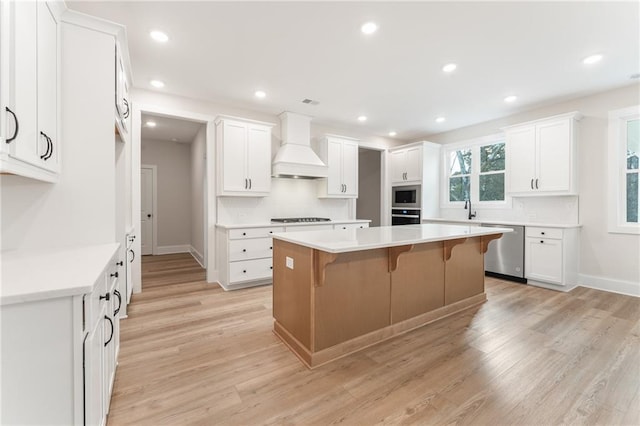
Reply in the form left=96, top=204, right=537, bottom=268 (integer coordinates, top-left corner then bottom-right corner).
left=155, top=244, right=191, bottom=255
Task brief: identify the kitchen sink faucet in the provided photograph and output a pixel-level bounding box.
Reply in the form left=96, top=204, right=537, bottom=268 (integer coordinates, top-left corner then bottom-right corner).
left=464, top=199, right=477, bottom=220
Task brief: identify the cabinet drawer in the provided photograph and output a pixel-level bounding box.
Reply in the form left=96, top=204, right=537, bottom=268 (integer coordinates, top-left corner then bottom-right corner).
left=336, top=223, right=369, bottom=230
left=285, top=224, right=334, bottom=232
left=84, top=273, right=109, bottom=333
left=229, top=226, right=284, bottom=240
left=526, top=227, right=563, bottom=239
left=229, top=258, right=273, bottom=283
left=229, top=237, right=273, bottom=262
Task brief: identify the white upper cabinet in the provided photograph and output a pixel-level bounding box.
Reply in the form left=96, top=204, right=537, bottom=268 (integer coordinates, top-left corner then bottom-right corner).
left=0, top=1, right=60, bottom=181
left=216, top=116, right=274, bottom=196
left=505, top=112, right=581, bottom=196
left=114, top=42, right=130, bottom=141
left=317, top=135, right=359, bottom=198
left=390, top=144, right=422, bottom=184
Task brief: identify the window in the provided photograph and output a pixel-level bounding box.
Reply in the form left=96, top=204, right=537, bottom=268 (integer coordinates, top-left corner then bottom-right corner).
left=608, top=105, right=640, bottom=234
left=444, top=135, right=507, bottom=206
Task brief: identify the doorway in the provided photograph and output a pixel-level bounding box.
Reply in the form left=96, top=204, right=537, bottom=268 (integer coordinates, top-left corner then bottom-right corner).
left=357, top=148, right=383, bottom=226
left=140, top=165, right=156, bottom=255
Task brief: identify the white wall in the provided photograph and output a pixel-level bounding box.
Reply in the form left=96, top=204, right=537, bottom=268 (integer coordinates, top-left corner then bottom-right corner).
left=423, top=84, right=640, bottom=291
left=190, top=125, right=206, bottom=264
left=141, top=138, right=191, bottom=249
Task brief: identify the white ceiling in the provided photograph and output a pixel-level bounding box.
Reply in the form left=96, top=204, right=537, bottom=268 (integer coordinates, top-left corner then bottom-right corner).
left=68, top=1, right=639, bottom=140
left=141, top=113, right=204, bottom=143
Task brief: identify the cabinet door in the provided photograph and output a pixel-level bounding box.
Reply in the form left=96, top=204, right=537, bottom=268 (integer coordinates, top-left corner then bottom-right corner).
left=6, top=0, right=39, bottom=166
left=103, top=312, right=115, bottom=414
left=506, top=126, right=536, bottom=193
left=36, top=1, right=58, bottom=172
left=390, top=150, right=406, bottom=183
left=84, top=320, right=105, bottom=426
left=525, top=237, right=563, bottom=284
left=536, top=119, right=571, bottom=192
left=404, top=146, right=422, bottom=182
left=246, top=124, right=271, bottom=194
left=221, top=120, right=248, bottom=192
left=341, top=140, right=358, bottom=197
left=326, top=139, right=344, bottom=195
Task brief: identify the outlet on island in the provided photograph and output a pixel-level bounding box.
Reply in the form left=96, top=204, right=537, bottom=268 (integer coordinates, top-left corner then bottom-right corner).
left=286, top=256, right=294, bottom=269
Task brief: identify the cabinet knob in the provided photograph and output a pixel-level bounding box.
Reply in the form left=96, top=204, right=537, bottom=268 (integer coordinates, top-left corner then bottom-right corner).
left=541, top=232, right=545, bottom=235
left=540, top=240, right=544, bottom=243
left=270, top=247, right=272, bottom=250
left=110, top=272, right=119, bottom=278
left=243, top=270, right=247, bottom=273
left=270, top=266, right=273, bottom=270
left=242, top=249, right=247, bottom=252
left=100, top=293, right=110, bottom=301
left=242, top=232, right=246, bottom=236
left=116, top=261, right=123, bottom=266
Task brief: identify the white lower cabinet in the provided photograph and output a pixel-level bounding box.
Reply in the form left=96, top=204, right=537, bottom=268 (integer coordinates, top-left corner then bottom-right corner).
left=525, top=226, right=579, bottom=290
left=216, top=222, right=370, bottom=290
left=0, top=250, right=122, bottom=425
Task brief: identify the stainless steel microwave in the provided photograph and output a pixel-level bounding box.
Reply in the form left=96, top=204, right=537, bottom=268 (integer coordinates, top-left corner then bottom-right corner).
left=392, top=185, right=421, bottom=208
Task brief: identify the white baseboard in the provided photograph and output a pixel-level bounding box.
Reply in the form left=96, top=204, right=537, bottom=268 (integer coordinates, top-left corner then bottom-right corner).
left=190, top=246, right=205, bottom=268
left=155, top=244, right=191, bottom=255
left=578, top=274, right=640, bottom=297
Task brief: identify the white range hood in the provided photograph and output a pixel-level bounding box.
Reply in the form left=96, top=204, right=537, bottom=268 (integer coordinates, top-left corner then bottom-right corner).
left=272, top=112, right=328, bottom=179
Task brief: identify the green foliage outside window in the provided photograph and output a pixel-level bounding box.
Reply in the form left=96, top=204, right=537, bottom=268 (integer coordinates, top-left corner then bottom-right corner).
left=627, top=119, right=639, bottom=222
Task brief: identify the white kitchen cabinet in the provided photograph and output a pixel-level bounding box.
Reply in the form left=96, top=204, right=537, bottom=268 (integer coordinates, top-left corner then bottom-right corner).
left=216, top=116, right=274, bottom=196
left=0, top=0, right=60, bottom=181
left=525, top=226, right=580, bottom=290
left=317, top=135, right=359, bottom=198
left=390, top=145, right=423, bottom=184
left=334, top=222, right=369, bottom=230
left=0, top=245, right=122, bottom=426
left=505, top=112, right=581, bottom=196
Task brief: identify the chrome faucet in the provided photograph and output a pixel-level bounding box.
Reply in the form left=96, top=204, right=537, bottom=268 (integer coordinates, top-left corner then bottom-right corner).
left=464, top=199, right=477, bottom=220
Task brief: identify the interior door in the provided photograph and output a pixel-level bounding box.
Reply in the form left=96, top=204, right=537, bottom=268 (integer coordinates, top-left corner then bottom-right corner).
left=141, top=167, right=154, bottom=255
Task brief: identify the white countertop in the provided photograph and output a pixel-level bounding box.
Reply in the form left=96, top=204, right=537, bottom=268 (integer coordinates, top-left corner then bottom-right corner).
left=216, top=219, right=371, bottom=229
left=423, top=217, right=582, bottom=229
left=272, top=224, right=512, bottom=254
left=1, top=243, right=120, bottom=306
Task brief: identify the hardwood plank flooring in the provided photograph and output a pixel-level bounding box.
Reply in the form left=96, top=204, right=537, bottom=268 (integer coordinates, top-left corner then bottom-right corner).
left=107, top=253, right=640, bottom=425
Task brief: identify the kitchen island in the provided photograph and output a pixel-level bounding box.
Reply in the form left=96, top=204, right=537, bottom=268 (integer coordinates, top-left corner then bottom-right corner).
left=272, top=224, right=511, bottom=368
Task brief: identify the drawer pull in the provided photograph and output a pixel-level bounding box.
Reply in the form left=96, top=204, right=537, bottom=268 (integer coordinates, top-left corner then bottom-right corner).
left=110, top=272, right=119, bottom=278
left=243, top=270, right=247, bottom=273
left=540, top=240, right=544, bottom=243
left=541, top=232, right=545, bottom=235
left=270, top=247, right=272, bottom=250
left=270, top=266, right=273, bottom=270
left=116, top=261, right=123, bottom=266
left=113, top=290, right=122, bottom=316
left=104, top=316, right=114, bottom=347
left=99, top=293, right=110, bottom=301
left=242, top=232, right=246, bottom=236
left=242, top=249, right=247, bottom=252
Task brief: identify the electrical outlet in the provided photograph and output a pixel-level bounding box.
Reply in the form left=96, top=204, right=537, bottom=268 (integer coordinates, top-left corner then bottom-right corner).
left=286, top=256, right=294, bottom=269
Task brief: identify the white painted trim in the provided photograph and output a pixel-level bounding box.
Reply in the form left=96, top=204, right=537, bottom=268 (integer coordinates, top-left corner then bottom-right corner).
left=526, top=280, right=578, bottom=293
left=607, top=105, right=640, bottom=235
left=141, top=164, right=158, bottom=255
left=190, top=245, right=205, bottom=268
left=155, top=244, right=191, bottom=255
left=578, top=274, right=640, bottom=298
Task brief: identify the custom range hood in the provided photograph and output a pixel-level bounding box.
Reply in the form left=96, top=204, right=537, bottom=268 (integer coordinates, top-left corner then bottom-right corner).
left=272, top=112, right=328, bottom=179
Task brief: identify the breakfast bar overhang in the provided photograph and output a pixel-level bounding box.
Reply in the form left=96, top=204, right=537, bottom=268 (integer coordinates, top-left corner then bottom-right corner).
left=271, top=224, right=512, bottom=368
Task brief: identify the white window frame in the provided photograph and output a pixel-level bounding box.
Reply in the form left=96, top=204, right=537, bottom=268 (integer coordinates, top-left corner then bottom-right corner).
left=441, top=133, right=511, bottom=209
left=608, top=105, right=640, bottom=234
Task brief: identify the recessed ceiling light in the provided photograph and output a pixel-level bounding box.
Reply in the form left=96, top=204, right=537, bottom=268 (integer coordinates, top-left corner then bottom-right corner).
left=254, top=90, right=266, bottom=99
left=435, top=116, right=446, bottom=123
left=582, top=54, right=603, bottom=65
left=442, top=63, right=457, bottom=73
left=388, top=131, right=397, bottom=137
left=150, top=80, right=165, bottom=88
left=150, top=30, right=169, bottom=43
left=361, top=22, right=378, bottom=35
left=145, top=121, right=157, bottom=128
left=504, top=95, right=518, bottom=103
left=357, top=115, right=367, bottom=122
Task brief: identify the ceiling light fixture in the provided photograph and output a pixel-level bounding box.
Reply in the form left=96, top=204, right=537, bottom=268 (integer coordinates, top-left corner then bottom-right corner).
left=442, top=63, right=457, bottom=73
left=504, top=95, right=518, bottom=103
left=361, top=22, right=378, bottom=35
left=254, top=90, right=266, bottom=99
left=435, top=117, right=446, bottom=123
left=357, top=115, right=368, bottom=122
left=150, top=30, right=169, bottom=43
left=145, top=121, right=157, bottom=128
left=388, top=131, right=397, bottom=137
left=582, top=54, right=603, bottom=65
left=150, top=80, right=165, bottom=88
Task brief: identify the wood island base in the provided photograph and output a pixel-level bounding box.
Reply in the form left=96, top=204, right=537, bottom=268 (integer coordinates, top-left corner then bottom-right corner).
left=272, top=234, right=501, bottom=369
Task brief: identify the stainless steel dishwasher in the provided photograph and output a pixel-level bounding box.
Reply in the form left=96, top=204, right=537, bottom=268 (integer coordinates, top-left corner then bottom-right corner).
left=482, top=224, right=526, bottom=283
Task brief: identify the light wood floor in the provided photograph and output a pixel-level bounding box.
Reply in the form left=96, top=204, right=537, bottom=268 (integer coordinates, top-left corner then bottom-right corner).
left=107, top=253, right=640, bottom=425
